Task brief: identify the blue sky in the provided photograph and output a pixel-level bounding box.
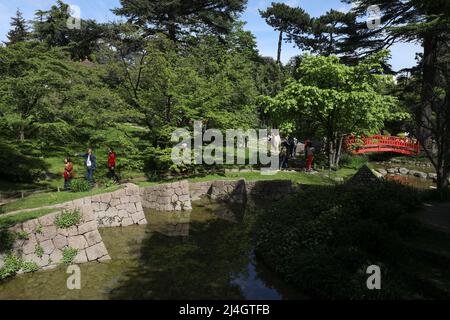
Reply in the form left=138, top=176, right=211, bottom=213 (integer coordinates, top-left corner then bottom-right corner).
left=0, top=0, right=422, bottom=71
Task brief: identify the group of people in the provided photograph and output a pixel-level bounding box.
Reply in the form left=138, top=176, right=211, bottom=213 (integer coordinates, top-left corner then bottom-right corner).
left=279, top=137, right=315, bottom=172
left=279, top=137, right=298, bottom=169
left=63, top=148, right=119, bottom=190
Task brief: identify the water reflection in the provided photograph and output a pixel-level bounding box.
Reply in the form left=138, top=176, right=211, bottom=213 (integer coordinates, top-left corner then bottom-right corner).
left=0, top=201, right=303, bottom=300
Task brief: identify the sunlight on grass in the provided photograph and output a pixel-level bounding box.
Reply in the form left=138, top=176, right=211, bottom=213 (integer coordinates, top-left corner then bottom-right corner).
left=1, top=185, right=122, bottom=214
left=0, top=208, right=57, bottom=229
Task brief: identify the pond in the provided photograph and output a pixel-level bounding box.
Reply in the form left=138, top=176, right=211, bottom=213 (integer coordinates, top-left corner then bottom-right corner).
left=0, top=201, right=304, bottom=300
left=384, top=175, right=436, bottom=190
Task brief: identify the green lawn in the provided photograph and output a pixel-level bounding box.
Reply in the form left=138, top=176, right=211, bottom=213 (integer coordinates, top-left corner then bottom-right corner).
left=0, top=185, right=121, bottom=214
left=136, top=168, right=358, bottom=187
left=0, top=208, right=57, bottom=229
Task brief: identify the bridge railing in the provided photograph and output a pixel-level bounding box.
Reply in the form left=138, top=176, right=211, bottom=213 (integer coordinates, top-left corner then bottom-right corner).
left=344, top=135, right=420, bottom=155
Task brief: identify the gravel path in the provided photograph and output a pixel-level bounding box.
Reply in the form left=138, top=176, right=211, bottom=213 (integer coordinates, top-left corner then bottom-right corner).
left=415, top=202, right=450, bottom=234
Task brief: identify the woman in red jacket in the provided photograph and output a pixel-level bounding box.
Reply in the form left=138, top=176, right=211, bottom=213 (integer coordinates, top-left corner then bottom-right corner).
left=107, top=148, right=119, bottom=183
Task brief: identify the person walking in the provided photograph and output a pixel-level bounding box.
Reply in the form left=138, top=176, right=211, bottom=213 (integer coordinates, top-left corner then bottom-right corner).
left=303, top=138, right=310, bottom=164
left=77, top=148, right=96, bottom=183
left=279, top=140, right=289, bottom=170
left=305, top=141, right=315, bottom=172
left=107, top=148, right=119, bottom=183
left=63, top=157, right=74, bottom=190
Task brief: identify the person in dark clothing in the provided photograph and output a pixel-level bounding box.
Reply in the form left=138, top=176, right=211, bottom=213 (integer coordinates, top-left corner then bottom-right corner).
left=77, top=148, right=96, bottom=183
left=107, top=148, right=119, bottom=183
left=287, top=137, right=295, bottom=159
left=279, top=140, right=289, bottom=170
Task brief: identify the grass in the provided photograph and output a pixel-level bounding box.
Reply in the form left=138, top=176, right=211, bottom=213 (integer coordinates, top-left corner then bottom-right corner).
left=0, top=185, right=121, bottom=214
left=0, top=208, right=57, bottom=229
left=135, top=168, right=358, bottom=187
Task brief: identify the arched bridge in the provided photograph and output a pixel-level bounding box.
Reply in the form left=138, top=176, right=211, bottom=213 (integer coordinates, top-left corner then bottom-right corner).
left=345, top=135, right=420, bottom=155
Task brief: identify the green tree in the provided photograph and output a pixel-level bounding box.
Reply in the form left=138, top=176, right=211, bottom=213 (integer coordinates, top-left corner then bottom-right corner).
left=6, top=9, right=30, bottom=45
left=345, top=0, right=450, bottom=189
left=263, top=52, right=408, bottom=168
left=33, top=0, right=105, bottom=60
left=113, top=0, right=247, bottom=42
left=308, top=9, right=357, bottom=58
left=344, top=0, right=450, bottom=141
left=0, top=42, right=70, bottom=142
left=259, top=2, right=310, bottom=64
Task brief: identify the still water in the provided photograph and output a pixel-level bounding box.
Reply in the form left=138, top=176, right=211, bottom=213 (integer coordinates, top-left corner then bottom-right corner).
left=0, top=201, right=303, bottom=300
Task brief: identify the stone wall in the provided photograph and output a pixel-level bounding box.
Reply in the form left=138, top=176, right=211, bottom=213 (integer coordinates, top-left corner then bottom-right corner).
left=189, top=179, right=295, bottom=203
left=0, top=183, right=146, bottom=273
left=90, top=184, right=146, bottom=228
left=1, top=179, right=298, bottom=274
left=140, top=180, right=192, bottom=211
left=1, top=206, right=110, bottom=271
left=189, top=181, right=213, bottom=202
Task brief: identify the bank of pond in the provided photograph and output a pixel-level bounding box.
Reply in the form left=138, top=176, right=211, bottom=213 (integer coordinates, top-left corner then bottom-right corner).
left=1, top=178, right=450, bottom=299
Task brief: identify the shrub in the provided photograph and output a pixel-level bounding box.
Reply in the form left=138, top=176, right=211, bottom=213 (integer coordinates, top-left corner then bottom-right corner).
left=0, top=255, right=23, bottom=280
left=54, top=209, right=82, bottom=229
left=0, top=230, right=16, bottom=253
left=339, top=154, right=368, bottom=170
left=21, top=261, right=39, bottom=273
left=71, top=179, right=91, bottom=193
left=254, top=180, right=422, bottom=299
left=0, top=142, right=48, bottom=183
left=16, top=230, right=29, bottom=240
left=35, top=244, right=44, bottom=258
left=61, top=247, right=78, bottom=265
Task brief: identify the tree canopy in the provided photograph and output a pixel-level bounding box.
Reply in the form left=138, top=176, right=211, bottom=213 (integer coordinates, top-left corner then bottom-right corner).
left=263, top=52, right=408, bottom=167
left=113, top=0, right=247, bottom=41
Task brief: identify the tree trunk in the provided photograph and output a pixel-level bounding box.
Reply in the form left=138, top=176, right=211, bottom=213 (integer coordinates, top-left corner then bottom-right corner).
left=167, top=16, right=177, bottom=42
left=419, top=32, right=438, bottom=147
left=166, top=95, right=172, bottom=122
left=277, top=30, right=283, bottom=65
left=18, top=120, right=25, bottom=142
left=334, top=136, right=344, bottom=168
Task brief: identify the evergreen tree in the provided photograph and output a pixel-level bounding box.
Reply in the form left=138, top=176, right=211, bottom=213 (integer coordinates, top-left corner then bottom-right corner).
left=344, top=0, right=450, bottom=189
left=113, top=0, right=247, bottom=41
left=33, top=0, right=105, bottom=60
left=308, top=9, right=357, bottom=58
left=6, top=9, right=29, bottom=45
left=259, top=2, right=310, bottom=64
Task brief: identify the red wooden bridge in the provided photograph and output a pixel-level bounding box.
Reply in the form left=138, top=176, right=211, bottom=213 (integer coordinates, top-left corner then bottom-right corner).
left=345, top=135, right=420, bottom=155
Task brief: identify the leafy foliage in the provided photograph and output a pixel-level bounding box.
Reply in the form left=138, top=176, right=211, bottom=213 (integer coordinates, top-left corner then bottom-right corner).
left=0, top=255, right=23, bottom=280
left=254, top=180, right=422, bottom=299
left=35, top=244, right=44, bottom=258
left=61, top=247, right=78, bottom=265
left=113, top=0, right=247, bottom=41
left=263, top=52, right=409, bottom=167
left=70, top=179, right=91, bottom=193
left=54, top=209, right=82, bottom=229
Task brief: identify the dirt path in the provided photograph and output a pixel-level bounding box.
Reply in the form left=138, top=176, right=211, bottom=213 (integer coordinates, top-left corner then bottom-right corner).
left=414, top=202, right=450, bottom=234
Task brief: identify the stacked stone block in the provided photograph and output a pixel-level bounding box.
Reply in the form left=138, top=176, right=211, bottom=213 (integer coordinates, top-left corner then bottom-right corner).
left=140, top=180, right=192, bottom=211
left=91, top=184, right=147, bottom=227
left=1, top=206, right=110, bottom=272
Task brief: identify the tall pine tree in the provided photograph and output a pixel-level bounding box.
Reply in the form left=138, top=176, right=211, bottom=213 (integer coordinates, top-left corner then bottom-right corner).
left=113, top=0, right=247, bottom=41
left=259, top=2, right=310, bottom=64
left=6, top=9, right=29, bottom=45
left=344, top=0, right=450, bottom=189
